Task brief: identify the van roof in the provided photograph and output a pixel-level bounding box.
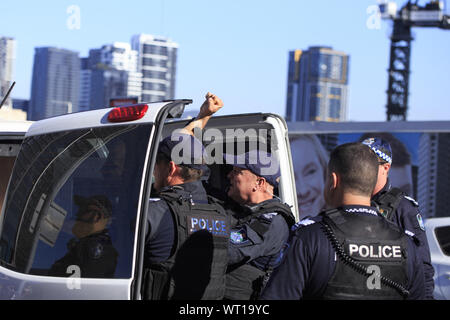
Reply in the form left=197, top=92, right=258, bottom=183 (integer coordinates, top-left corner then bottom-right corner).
left=0, top=120, right=33, bottom=135
left=25, top=101, right=172, bottom=137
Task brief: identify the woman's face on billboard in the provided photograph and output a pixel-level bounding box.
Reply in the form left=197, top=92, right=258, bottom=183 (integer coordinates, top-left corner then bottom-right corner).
left=291, top=138, right=326, bottom=219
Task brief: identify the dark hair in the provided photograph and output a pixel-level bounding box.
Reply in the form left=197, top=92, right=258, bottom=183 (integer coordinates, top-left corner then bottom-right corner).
left=156, top=152, right=204, bottom=182
left=178, top=165, right=203, bottom=182
left=329, top=142, right=379, bottom=196
left=358, top=132, right=411, bottom=167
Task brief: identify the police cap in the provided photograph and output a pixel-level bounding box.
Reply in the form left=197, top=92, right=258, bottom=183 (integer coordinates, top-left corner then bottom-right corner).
left=361, top=137, right=392, bottom=164
left=225, top=150, right=281, bottom=187
left=74, top=195, right=112, bottom=218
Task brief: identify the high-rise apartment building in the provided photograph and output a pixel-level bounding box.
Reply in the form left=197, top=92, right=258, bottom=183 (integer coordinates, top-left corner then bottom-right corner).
left=285, top=46, right=349, bottom=122
left=0, top=37, right=16, bottom=109
left=131, top=34, right=178, bottom=103
left=418, top=133, right=450, bottom=218
left=28, top=47, right=80, bottom=121
left=79, top=58, right=92, bottom=112
left=80, top=42, right=142, bottom=110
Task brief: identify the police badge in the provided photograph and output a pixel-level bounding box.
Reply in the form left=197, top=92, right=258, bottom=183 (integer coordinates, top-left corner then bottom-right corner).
left=416, top=213, right=425, bottom=231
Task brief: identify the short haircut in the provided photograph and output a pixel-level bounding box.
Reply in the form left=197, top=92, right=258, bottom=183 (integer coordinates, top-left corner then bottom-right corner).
left=328, top=142, right=379, bottom=196
left=178, top=165, right=203, bottom=182
left=156, top=152, right=204, bottom=182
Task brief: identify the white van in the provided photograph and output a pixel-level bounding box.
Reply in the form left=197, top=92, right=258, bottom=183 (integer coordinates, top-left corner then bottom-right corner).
left=425, top=217, right=450, bottom=300
left=0, top=100, right=298, bottom=299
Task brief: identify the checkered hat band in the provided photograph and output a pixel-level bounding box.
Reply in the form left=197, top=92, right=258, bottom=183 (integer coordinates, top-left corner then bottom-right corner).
left=369, top=146, right=392, bottom=164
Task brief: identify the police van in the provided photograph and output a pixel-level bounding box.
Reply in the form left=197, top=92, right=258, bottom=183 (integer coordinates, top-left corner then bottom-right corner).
left=425, top=217, right=450, bottom=300
left=0, top=100, right=298, bottom=299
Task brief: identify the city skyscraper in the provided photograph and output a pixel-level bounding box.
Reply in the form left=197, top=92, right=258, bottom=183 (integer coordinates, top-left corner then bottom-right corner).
left=80, top=42, right=142, bottom=111
left=0, top=37, right=16, bottom=109
left=418, top=132, right=450, bottom=218
left=29, top=47, right=80, bottom=121
left=285, top=46, right=349, bottom=122
left=131, top=34, right=178, bottom=103
left=79, top=58, right=92, bottom=112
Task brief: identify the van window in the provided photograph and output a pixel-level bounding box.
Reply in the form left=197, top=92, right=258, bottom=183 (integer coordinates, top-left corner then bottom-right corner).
left=0, top=140, right=22, bottom=213
left=435, top=226, right=450, bottom=256
left=0, top=124, right=152, bottom=279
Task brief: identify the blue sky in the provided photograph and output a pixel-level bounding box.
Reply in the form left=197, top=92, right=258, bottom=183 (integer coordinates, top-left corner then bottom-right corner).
left=1, top=0, right=449, bottom=121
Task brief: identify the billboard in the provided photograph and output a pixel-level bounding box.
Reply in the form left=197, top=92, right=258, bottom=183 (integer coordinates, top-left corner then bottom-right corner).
left=288, top=121, right=450, bottom=220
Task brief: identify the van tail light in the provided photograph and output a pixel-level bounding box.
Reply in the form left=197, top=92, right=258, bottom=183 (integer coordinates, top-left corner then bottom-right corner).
left=107, top=104, right=149, bottom=122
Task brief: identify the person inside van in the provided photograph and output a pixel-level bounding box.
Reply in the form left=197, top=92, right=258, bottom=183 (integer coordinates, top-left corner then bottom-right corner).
left=48, top=194, right=118, bottom=278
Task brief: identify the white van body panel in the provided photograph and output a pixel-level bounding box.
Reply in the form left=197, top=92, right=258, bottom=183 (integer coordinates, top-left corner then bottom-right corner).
left=0, top=120, right=33, bottom=135
left=425, top=217, right=450, bottom=300
left=0, top=266, right=131, bottom=299
left=25, top=103, right=167, bottom=138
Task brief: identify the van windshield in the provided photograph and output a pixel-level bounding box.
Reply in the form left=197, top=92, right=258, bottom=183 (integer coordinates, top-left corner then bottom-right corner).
left=0, top=124, right=152, bottom=279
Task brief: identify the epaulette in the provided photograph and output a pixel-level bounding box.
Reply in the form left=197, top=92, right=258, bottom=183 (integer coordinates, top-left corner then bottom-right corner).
left=291, top=218, right=316, bottom=232
left=404, top=229, right=421, bottom=246
left=404, top=195, right=419, bottom=207
left=261, top=212, right=278, bottom=221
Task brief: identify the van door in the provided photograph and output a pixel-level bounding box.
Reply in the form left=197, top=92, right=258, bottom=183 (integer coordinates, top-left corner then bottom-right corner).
left=0, top=101, right=189, bottom=299
left=425, top=217, right=450, bottom=300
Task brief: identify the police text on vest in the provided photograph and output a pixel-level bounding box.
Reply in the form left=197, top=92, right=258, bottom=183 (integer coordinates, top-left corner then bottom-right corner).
left=348, top=244, right=402, bottom=259
left=188, top=215, right=228, bottom=237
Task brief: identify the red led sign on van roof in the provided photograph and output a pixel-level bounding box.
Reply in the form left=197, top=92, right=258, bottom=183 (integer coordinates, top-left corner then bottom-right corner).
left=107, top=104, right=149, bottom=123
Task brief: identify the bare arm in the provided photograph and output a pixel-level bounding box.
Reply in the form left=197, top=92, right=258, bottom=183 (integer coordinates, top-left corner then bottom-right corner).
left=178, top=92, right=223, bottom=136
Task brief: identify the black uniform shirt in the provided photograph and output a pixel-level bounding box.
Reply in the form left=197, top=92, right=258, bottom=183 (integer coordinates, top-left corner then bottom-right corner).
left=372, top=181, right=435, bottom=299
left=228, top=199, right=290, bottom=271
left=260, top=205, right=426, bottom=300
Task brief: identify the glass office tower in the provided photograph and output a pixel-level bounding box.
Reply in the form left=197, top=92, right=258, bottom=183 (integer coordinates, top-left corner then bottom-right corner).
left=131, top=34, right=178, bottom=103
left=285, top=46, right=349, bottom=122
left=29, top=47, right=80, bottom=121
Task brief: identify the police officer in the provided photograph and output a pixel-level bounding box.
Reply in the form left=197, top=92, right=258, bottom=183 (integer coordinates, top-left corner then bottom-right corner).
left=224, top=150, right=295, bottom=300
left=48, top=195, right=118, bottom=278
left=142, top=92, right=230, bottom=300
left=260, top=142, right=425, bottom=300
left=361, top=137, right=435, bottom=299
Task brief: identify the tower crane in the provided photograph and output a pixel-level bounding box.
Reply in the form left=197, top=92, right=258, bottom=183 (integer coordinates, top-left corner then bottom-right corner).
left=379, top=0, right=450, bottom=121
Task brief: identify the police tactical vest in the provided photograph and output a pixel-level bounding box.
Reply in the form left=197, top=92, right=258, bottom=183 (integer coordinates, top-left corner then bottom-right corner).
left=320, top=208, right=410, bottom=300
left=372, top=187, right=404, bottom=220
left=142, top=186, right=230, bottom=300
left=225, top=200, right=295, bottom=300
